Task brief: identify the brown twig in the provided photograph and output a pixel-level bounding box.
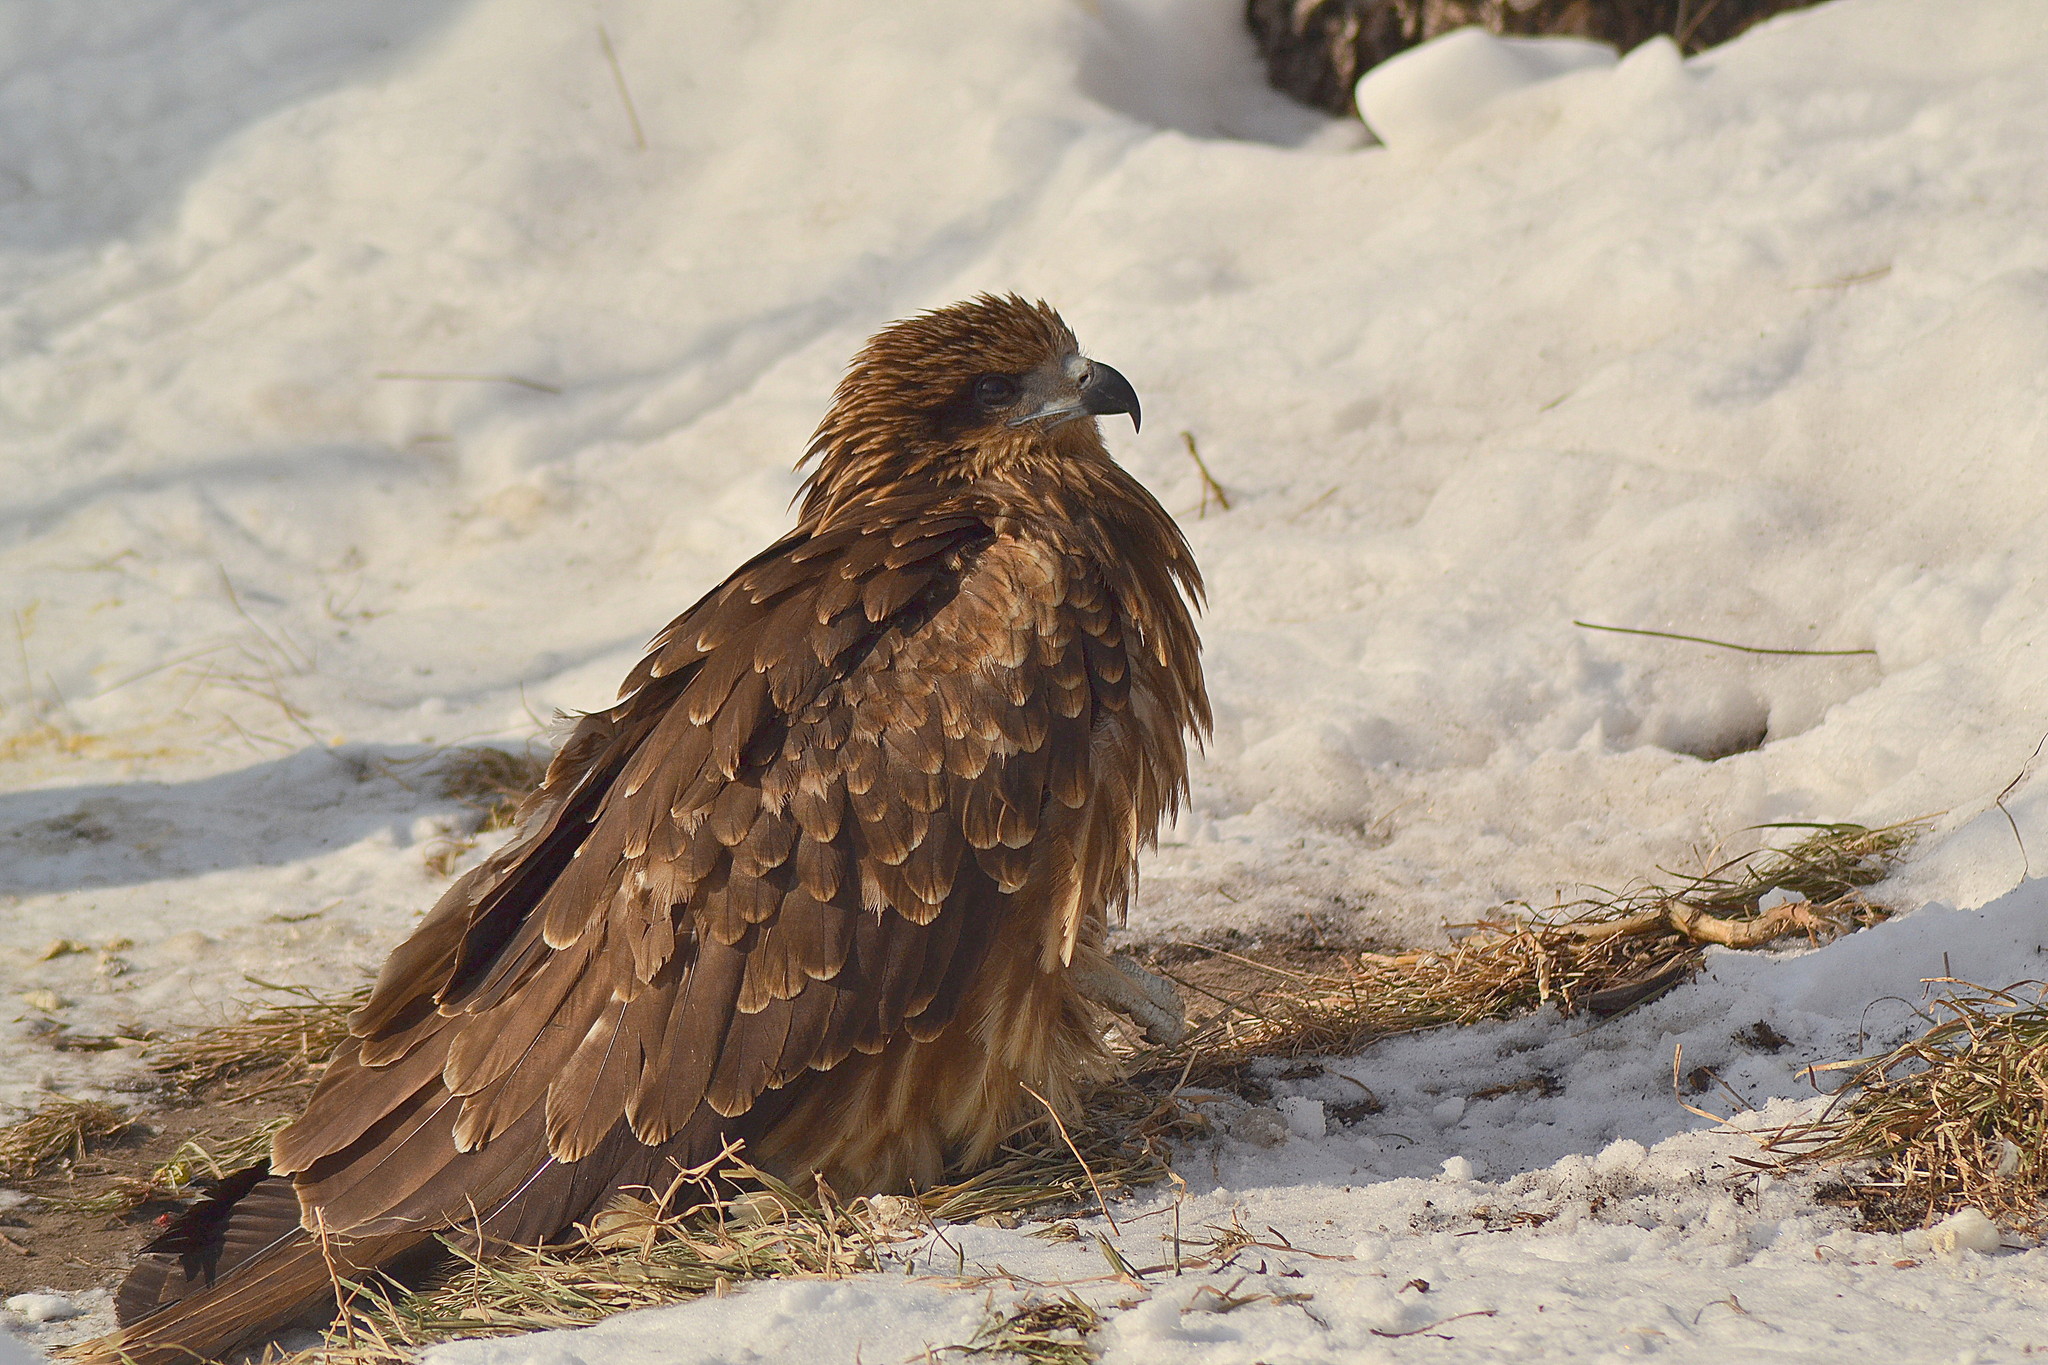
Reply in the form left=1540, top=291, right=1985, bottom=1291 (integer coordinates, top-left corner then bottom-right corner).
left=312, top=1209, right=359, bottom=1353
left=1021, top=1084, right=1120, bottom=1236
left=1369, top=1309, right=1498, bottom=1338
left=1667, top=896, right=1837, bottom=948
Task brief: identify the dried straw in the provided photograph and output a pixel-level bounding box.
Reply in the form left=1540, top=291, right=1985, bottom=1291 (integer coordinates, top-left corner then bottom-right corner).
left=43, top=1118, right=295, bottom=1216
left=436, top=745, right=548, bottom=833
left=938, top=1295, right=1101, bottom=1364
left=421, top=745, right=549, bottom=873
left=146, top=980, right=368, bottom=1101
left=1157, top=820, right=1924, bottom=1090
left=0, top=1096, right=132, bottom=1179
left=39, top=819, right=1924, bottom=1359
left=1763, top=982, right=2048, bottom=1232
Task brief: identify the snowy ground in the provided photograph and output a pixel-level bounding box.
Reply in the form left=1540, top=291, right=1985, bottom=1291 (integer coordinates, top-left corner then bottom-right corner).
left=6, top=0, right=2048, bottom=1358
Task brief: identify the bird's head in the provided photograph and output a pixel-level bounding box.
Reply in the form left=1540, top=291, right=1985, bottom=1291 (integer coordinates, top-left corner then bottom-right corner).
left=799, top=294, right=1142, bottom=525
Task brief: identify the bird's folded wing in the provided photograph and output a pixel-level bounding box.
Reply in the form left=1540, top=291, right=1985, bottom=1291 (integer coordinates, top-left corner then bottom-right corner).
left=272, top=497, right=1135, bottom=1236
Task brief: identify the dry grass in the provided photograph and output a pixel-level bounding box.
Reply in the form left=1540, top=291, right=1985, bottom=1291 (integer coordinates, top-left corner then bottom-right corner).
left=6, top=975, right=361, bottom=1215
left=271, top=1154, right=1121, bottom=1363
left=147, top=980, right=369, bottom=1102
left=422, top=744, right=549, bottom=874
left=436, top=745, right=548, bottom=833
left=334, top=1163, right=880, bottom=1349
left=1155, top=820, right=1922, bottom=1089
left=1764, top=983, right=2048, bottom=1233
left=0, top=723, right=182, bottom=765
left=1572, top=820, right=1920, bottom=922
left=300, top=1092, right=1195, bottom=1358
left=244, top=822, right=1920, bottom=1357
left=281, top=1172, right=1330, bottom=1365
left=45, top=1118, right=295, bottom=1217
left=0, top=1096, right=133, bottom=1180
left=37, top=818, right=1925, bottom=1359
left=140, top=1117, right=291, bottom=1194
left=937, top=1295, right=1102, bottom=1364
left=281, top=1146, right=1315, bottom=1364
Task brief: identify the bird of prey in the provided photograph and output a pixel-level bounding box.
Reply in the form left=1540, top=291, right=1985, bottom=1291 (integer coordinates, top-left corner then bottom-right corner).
left=88, top=294, right=1209, bottom=1364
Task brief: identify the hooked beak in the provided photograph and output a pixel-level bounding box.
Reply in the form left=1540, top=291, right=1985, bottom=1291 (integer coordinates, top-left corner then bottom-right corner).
left=1009, top=357, right=1143, bottom=433
left=1078, top=360, right=1141, bottom=432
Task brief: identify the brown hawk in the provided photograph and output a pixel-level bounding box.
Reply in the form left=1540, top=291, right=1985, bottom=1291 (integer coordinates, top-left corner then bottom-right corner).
left=90, top=294, right=1208, bottom=1364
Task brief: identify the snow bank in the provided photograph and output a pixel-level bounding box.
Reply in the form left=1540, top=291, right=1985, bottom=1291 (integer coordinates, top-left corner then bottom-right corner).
left=1355, top=27, right=1619, bottom=148
left=6, top=0, right=2048, bottom=1358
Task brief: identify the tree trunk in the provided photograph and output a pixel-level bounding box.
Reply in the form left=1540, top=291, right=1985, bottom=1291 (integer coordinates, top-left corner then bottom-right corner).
left=1245, top=0, right=1821, bottom=117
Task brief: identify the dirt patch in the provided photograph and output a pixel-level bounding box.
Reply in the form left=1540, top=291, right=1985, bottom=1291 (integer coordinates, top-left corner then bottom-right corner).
left=3, top=1094, right=297, bottom=1296
left=1139, top=928, right=1381, bottom=1032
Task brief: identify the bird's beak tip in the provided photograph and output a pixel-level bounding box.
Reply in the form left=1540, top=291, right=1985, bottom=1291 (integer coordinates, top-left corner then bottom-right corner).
left=1079, top=360, right=1141, bottom=436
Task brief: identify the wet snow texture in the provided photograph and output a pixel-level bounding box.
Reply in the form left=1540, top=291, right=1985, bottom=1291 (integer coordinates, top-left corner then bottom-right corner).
left=5, top=0, right=2048, bottom=1359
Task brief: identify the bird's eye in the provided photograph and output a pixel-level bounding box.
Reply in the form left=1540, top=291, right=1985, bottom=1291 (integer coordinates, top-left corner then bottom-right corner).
left=973, top=374, right=1021, bottom=409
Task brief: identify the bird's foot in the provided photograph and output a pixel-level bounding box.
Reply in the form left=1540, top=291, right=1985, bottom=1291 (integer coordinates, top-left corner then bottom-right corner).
left=1072, top=953, right=1186, bottom=1045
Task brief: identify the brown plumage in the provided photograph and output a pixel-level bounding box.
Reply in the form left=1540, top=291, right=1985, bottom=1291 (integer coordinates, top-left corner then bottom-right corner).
left=87, top=295, right=1207, bottom=1364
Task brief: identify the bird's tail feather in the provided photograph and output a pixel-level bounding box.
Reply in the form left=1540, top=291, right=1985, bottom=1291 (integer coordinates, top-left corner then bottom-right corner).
left=72, top=1168, right=426, bottom=1365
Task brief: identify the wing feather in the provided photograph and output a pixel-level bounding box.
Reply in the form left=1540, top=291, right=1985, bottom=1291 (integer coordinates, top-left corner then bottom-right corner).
left=270, top=502, right=1183, bottom=1241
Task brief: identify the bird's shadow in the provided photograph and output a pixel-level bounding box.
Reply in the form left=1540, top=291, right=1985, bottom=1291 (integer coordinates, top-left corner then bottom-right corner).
left=0, top=743, right=460, bottom=899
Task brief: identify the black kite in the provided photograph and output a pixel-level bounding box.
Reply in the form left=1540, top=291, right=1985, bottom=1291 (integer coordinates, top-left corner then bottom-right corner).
left=88, top=294, right=1208, bottom=1363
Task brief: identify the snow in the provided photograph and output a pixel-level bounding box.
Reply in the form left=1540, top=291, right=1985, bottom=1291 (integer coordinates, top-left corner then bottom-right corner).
left=430, top=1282, right=986, bottom=1365
left=0, top=1331, right=47, bottom=1365
left=1355, top=27, right=1620, bottom=148
left=1931, top=1208, right=2006, bottom=1257
left=6, top=0, right=2048, bottom=1359
left=0, top=1298, right=73, bottom=1326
